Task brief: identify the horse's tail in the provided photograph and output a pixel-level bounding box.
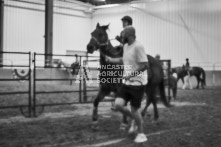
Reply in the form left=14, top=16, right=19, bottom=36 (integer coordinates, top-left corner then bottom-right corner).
left=159, top=78, right=173, bottom=107
left=201, top=68, right=206, bottom=86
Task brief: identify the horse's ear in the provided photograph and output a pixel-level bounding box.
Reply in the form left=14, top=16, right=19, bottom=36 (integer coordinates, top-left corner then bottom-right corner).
left=96, top=23, right=100, bottom=28
left=103, top=23, right=110, bottom=30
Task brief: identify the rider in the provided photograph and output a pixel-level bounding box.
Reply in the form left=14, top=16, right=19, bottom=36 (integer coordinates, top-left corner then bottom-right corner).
left=105, top=26, right=148, bottom=143
left=115, top=15, right=133, bottom=45
left=183, top=58, right=193, bottom=89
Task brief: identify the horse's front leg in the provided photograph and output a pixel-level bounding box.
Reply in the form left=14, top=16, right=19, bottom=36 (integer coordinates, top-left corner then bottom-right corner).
left=92, top=90, right=107, bottom=123
left=150, top=90, right=159, bottom=120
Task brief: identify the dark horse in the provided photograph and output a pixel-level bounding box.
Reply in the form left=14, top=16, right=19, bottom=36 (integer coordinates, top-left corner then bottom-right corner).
left=171, top=66, right=186, bottom=84
left=87, top=23, right=171, bottom=126
left=172, top=65, right=206, bottom=89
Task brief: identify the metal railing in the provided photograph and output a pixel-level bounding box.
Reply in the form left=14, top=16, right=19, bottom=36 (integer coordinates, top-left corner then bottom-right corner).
left=2, top=51, right=221, bottom=117
left=0, top=51, right=32, bottom=117
left=32, top=52, right=83, bottom=116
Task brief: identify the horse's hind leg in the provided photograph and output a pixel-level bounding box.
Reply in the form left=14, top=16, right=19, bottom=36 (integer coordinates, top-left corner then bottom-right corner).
left=196, top=77, right=200, bottom=89
left=142, top=86, right=159, bottom=120
left=151, top=92, right=159, bottom=120
left=141, top=87, right=151, bottom=117
left=144, top=89, right=159, bottom=120
left=201, top=80, right=205, bottom=89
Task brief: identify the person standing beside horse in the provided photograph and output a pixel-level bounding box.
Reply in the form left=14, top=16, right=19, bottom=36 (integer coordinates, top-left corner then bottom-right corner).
left=111, top=16, right=133, bottom=111
left=105, top=26, right=148, bottom=143
left=183, top=58, right=193, bottom=89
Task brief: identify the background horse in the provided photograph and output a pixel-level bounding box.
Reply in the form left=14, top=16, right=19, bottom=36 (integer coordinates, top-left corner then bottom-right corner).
left=171, top=66, right=186, bottom=84
left=184, top=66, right=206, bottom=89
left=87, top=23, right=171, bottom=127
left=172, top=66, right=206, bottom=89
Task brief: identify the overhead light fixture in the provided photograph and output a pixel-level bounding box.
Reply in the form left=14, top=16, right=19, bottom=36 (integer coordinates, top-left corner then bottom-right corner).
left=84, top=7, right=96, bottom=14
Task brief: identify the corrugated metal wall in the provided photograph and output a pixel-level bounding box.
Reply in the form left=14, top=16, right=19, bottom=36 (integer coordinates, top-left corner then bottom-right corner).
left=2, top=0, right=221, bottom=69
left=3, top=0, right=92, bottom=64
left=92, top=0, right=221, bottom=69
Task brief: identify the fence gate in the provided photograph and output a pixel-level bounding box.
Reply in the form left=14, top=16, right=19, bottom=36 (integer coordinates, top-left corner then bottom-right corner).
left=32, top=52, right=88, bottom=117
left=0, top=51, right=32, bottom=117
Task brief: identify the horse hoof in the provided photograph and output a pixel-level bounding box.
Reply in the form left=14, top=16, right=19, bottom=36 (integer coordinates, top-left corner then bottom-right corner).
left=92, top=121, right=99, bottom=131
left=152, top=118, right=158, bottom=123
left=92, top=126, right=99, bottom=131
left=92, top=115, right=98, bottom=122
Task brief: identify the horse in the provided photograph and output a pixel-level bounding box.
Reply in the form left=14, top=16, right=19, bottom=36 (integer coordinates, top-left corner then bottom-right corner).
left=183, top=66, right=206, bottom=89
left=172, top=65, right=206, bottom=89
left=86, top=23, right=172, bottom=127
left=171, top=66, right=186, bottom=84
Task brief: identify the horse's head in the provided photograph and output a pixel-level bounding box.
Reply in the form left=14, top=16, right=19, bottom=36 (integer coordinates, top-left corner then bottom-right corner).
left=87, top=23, right=109, bottom=54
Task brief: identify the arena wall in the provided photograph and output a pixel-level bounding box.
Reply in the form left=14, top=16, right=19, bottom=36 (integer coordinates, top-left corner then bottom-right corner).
left=1, top=0, right=221, bottom=75
left=92, top=0, right=221, bottom=68
left=3, top=0, right=92, bottom=61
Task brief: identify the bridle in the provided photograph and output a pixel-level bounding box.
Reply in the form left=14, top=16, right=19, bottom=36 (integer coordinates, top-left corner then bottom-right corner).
left=91, top=36, right=109, bottom=47
left=91, top=35, right=122, bottom=58
left=91, top=35, right=110, bottom=58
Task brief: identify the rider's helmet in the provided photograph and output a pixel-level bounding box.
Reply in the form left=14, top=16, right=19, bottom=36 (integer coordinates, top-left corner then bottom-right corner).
left=121, top=16, right=133, bottom=25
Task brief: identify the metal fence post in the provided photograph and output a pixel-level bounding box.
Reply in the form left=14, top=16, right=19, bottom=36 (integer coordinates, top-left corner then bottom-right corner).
left=33, top=52, right=36, bottom=117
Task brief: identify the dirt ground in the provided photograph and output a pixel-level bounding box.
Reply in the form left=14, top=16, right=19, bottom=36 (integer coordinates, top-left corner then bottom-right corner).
left=0, top=86, right=221, bottom=147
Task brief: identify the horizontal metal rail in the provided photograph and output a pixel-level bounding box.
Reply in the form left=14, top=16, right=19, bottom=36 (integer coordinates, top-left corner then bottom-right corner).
left=0, top=92, right=29, bottom=95
left=0, top=105, right=29, bottom=109
left=35, top=78, right=77, bottom=81
left=35, top=90, right=81, bottom=94
left=0, top=79, right=29, bottom=81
